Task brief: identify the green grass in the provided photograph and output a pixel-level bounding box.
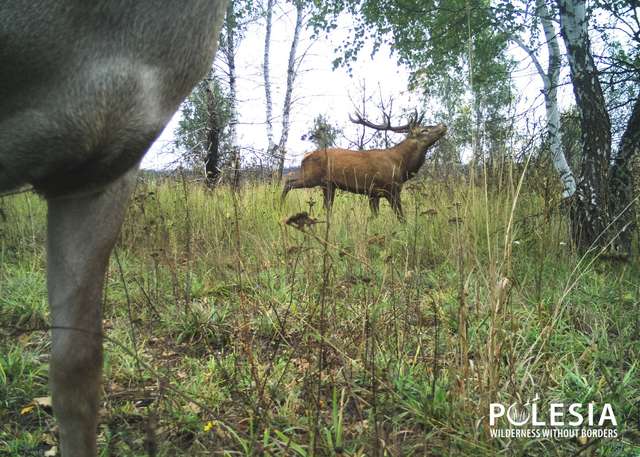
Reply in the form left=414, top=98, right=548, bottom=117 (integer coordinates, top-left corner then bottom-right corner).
left=1, top=174, right=639, bottom=456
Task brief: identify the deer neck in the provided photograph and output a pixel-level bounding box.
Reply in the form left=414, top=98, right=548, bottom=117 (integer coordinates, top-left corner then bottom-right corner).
left=392, top=138, right=426, bottom=179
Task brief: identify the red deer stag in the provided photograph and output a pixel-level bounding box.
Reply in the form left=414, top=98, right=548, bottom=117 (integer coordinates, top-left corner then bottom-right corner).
left=0, top=2, right=227, bottom=456
left=281, top=112, right=447, bottom=220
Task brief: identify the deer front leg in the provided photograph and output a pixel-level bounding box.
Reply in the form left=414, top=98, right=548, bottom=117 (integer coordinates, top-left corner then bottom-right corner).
left=47, top=169, right=138, bottom=457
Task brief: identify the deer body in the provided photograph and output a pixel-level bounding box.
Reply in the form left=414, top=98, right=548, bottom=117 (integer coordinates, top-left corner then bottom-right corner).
left=0, top=2, right=228, bottom=456
left=282, top=123, right=447, bottom=219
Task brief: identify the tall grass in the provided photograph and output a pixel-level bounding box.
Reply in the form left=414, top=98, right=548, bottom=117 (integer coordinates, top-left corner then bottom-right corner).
left=1, top=173, right=638, bottom=456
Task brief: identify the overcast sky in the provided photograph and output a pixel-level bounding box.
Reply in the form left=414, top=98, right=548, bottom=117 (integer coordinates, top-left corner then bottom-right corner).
left=142, top=5, right=573, bottom=170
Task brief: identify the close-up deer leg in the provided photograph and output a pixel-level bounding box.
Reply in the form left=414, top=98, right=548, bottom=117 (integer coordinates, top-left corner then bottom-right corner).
left=47, top=170, right=138, bottom=457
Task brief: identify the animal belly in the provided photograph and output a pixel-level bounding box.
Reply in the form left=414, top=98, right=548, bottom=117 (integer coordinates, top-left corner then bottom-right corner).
left=329, top=167, right=386, bottom=194
left=0, top=111, right=161, bottom=198
left=0, top=61, right=171, bottom=197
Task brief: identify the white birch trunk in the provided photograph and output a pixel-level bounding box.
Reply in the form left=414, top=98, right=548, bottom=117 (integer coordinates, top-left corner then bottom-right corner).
left=276, top=1, right=303, bottom=180
left=538, top=0, right=576, bottom=198
left=263, top=0, right=275, bottom=166
left=513, top=0, right=576, bottom=198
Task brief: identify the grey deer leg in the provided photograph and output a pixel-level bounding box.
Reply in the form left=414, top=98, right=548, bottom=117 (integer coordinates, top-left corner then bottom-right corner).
left=47, top=169, right=138, bottom=457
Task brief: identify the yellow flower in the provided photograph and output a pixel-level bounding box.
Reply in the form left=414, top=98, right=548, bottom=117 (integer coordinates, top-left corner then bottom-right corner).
left=203, top=420, right=216, bottom=432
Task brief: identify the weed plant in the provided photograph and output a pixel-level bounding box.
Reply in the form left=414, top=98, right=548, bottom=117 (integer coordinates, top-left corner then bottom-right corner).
left=1, top=170, right=638, bottom=456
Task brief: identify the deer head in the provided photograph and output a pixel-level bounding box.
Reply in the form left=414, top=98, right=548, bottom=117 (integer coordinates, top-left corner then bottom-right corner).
left=349, top=109, right=446, bottom=150
left=408, top=123, right=448, bottom=149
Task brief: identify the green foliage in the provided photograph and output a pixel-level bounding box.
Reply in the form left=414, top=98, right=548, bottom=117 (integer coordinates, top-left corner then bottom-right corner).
left=302, top=114, right=343, bottom=149
left=220, top=0, right=262, bottom=44
left=590, top=0, right=640, bottom=142
left=175, top=77, right=233, bottom=170
left=313, top=0, right=513, bottom=96
left=309, top=0, right=514, bottom=159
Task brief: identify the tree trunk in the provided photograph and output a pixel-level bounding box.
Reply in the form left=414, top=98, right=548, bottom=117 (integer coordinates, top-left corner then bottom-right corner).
left=263, top=0, right=276, bottom=170
left=205, top=79, right=222, bottom=186
left=558, top=0, right=612, bottom=250
left=608, top=95, right=640, bottom=255
left=224, top=0, right=241, bottom=190
left=512, top=0, right=576, bottom=198
left=537, top=0, right=576, bottom=198
left=276, top=1, right=303, bottom=180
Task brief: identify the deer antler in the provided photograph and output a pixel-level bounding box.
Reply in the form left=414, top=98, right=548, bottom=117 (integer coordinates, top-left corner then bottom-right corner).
left=350, top=109, right=425, bottom=133
left=349, top=111, right=413, bottom=133
left=407, top=109, right=426, bottom=129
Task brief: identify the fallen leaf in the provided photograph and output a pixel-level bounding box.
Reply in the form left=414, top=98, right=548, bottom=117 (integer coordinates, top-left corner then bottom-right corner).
left=20, top=405, right=35, bottom=415
left=21, top=396, right=52, bottom=415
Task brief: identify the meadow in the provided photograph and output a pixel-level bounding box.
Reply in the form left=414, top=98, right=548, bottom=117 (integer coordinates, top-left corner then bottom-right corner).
left=1, top=171, right=639, bottom=456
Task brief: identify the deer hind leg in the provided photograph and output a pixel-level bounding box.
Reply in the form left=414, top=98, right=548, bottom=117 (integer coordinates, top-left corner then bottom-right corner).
left=47, top=169, right=138, bottom=457
left=322, top=183, right=335, bottom=212
left=368, top=195, right=380, bottom=217
left=386, top=190, right=405, bottom=222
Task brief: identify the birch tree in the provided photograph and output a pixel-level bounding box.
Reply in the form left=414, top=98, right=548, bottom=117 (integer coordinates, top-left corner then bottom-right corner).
left=310, top=0, right=513, bottom=172
left=557, top=0, right=612, bottom=249
left=275, top=0, right=305, bottom=180
left=263, top=0, right=276, bottom=168
left=557, top=0, right=639, bottom=252
left=218, top=0, right=260, bottom=187
left=175, top=0, right=258, bottom=185
left=509, top=0, right=576, bottom=198
left=316, top=0, right=576, bottom=198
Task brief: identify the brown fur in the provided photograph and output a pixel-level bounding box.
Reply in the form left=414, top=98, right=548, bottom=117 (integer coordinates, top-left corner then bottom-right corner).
left=282, top=123, right=447, bottom=219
